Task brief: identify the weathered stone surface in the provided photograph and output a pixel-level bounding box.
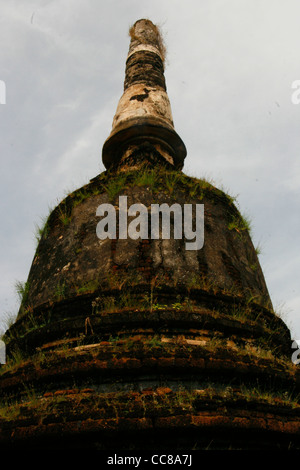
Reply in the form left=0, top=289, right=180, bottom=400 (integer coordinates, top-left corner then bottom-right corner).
left=1, top=19, right=298, bottom=451
left=17, top=175, right=272, bottom=314
left=102, top=19, right=186, bottom=169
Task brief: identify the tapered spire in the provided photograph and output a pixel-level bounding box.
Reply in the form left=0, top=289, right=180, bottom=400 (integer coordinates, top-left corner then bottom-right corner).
left=102, top=19, right=186, bottom=170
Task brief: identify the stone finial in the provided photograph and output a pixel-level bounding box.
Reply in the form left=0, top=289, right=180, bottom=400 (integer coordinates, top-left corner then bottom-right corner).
left=102, top=19, right=186, bottom=170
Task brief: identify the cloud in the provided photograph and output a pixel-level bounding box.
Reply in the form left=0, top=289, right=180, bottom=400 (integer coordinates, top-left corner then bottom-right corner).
left=0, top=0, right=299, bottom=339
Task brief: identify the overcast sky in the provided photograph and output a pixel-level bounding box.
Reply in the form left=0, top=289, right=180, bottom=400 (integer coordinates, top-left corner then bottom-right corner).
left=0, top=0, right=299, bottom=340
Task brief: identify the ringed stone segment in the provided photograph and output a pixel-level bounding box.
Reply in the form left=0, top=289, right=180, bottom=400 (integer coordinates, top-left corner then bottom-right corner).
left=125, top=18, right=166, bottom=91
left=124, top=52, right=166, bottom=90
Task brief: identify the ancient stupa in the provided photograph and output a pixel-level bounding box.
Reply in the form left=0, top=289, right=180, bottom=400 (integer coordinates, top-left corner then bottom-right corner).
left=1, top=19, right=299, bottom=450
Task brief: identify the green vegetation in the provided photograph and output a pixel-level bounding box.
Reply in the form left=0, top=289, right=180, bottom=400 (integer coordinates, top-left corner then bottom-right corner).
left=239, top=383, right=300, bottom=408
left=15, top=280, right=30, bottom=312
left=54, top=281, right=67, bottom=301
left=255, top=242, right=262, bottom=256
left=228, top=213, right=252, bottom=236
left=104, top=172, right=129, bottom=200
left=33, top=203, right=55, bottom=245
left=34, top=217, right=50, bottom=245
left=42, top=168, right=239, bottom=232
left=75, top=279, right=100, bottom=296
left=15, top=280, right=30, bottom=304
left=57, top=205, right=72, bottom=226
